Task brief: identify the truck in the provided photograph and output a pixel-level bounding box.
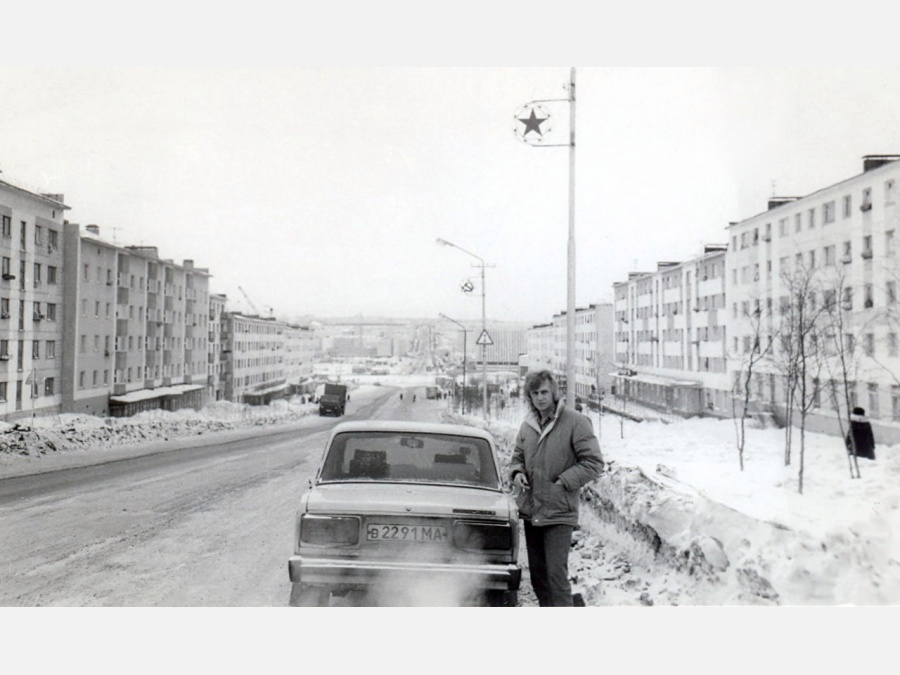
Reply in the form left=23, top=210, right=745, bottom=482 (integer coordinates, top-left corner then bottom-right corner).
left=318, top=383, right=348, bottom=416
left=425, top=386, right=440, bottom=400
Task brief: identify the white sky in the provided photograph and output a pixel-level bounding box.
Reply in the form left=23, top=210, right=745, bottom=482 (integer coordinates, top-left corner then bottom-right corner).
left=3, top=67, right=900, bottom=324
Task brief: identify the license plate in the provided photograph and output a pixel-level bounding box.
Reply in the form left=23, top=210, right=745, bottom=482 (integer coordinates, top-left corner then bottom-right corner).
left=366, top=523, right=449, bottom=543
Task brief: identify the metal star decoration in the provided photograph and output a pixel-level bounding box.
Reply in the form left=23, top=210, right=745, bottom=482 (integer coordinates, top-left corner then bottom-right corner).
left=518, top=108, right=547, bottom=137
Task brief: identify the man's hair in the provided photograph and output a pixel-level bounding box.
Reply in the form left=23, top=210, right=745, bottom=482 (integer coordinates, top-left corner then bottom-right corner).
left=524, top=370, right=560, bottom=414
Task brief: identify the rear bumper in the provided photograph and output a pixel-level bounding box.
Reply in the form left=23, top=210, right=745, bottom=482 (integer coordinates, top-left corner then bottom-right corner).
left=288, top=556, right=521, bottom=591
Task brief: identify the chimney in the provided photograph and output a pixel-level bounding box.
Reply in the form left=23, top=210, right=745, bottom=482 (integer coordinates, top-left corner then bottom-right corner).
left=767, top=197, right=800, bottom=210
left=40, top=193, right=65, bottom=203
left=862, top=155, right=900, bottom=172
left=183, top=259, right=194, bottom=269
left=85, top=224, right=100, bottom=236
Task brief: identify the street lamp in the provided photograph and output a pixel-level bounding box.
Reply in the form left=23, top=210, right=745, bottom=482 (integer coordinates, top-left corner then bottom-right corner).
left=438, top=313, right=470, bottom=415
left=437, top=237, right=490, bottom=420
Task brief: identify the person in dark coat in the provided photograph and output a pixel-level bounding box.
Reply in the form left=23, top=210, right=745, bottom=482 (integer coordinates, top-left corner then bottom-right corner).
left=846, top=406, right=876, bottom=460
left=509, top=370, right=604, bottom=607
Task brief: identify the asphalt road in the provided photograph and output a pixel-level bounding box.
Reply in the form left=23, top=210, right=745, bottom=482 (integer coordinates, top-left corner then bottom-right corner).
left=0, top=384, right=448, bottom=606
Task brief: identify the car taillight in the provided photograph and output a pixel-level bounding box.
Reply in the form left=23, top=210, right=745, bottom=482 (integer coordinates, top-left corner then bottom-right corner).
left=300, top=515, right=360, bottom=545
left=453, top=521, right=513, bottom=551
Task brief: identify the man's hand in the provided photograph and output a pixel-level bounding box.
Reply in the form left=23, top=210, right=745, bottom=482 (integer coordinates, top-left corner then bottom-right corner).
left=513, top=472, right=530, bottom=490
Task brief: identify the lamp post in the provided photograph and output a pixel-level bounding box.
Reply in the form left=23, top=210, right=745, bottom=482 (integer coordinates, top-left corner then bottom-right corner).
left=437, top=238, right=490, bottom=420
left=438, top=313, right=469, bottom=415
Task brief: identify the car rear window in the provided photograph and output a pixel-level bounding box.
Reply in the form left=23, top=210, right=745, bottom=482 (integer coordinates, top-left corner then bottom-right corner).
left=319, top=431, right=500, bottom=488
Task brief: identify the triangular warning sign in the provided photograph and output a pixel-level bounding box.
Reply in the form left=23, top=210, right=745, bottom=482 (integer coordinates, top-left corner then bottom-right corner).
left=475, top=329, right=493, bottom=346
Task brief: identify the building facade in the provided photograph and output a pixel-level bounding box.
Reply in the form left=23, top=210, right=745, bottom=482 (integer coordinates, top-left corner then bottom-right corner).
left=727, top=155, right=900, bottom=444
left=612, top=246, right=730, bottom=416
left=0, top=181, right=68, bottom=420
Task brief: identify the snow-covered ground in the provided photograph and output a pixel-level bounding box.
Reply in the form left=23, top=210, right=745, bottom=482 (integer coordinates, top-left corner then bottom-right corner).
left=3, top=378, right=894, bottom=669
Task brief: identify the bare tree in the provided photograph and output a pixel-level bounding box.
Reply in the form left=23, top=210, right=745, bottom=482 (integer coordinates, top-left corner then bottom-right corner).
left=773, top=263, right=830, bottom=493
left=730, top=294, right=774, bottom=472
left=820, top=270, right=863, bottom=480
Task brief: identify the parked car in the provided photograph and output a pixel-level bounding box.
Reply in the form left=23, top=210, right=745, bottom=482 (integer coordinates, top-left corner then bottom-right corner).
left=288, top=420, right=521, bottom=606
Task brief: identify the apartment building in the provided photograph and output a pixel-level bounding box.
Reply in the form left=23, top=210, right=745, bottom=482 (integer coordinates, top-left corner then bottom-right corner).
left=208, top=293, right=227, bottom=401
left=524, top=304, right=614, bottom=403
left=225, top=312, right=288, bottom=404
left=727, top=155, right=900, bottom=444
left=612, top=245, right=730, bottom=416
left=283, top=322, right=317, bottom=390
left=0, top=180, right=67, bottom=420
left=61, top=223, right=118, bottom=415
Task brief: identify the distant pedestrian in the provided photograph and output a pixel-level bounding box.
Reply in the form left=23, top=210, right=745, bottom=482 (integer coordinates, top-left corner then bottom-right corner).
left=510, top=370, right=604, bottom=607
left=846, top=407, right=876, bottom=460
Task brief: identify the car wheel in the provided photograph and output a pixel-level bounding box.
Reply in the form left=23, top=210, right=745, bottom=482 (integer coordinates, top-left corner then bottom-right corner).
left=483, top=590, right=518, bottom=607
left=289, top=583, right=330, bottom=607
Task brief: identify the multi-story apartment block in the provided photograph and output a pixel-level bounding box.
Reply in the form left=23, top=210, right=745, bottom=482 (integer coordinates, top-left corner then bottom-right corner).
left=525, top=322, right=555, bottom=373
left=283, top=322, right=317, bottom=390
left=208, top=293, right=227, bottom=401
left=225, top=312, right=288, bottom=404
left=727, top=155, right=900, bottom=444
left=612, top=245, right=729, bottom=416
left=62, top=224, right=118, bottom=415
left=525, top=305, right=614, bottom=403
left=0, top=180, right=67, bottom=420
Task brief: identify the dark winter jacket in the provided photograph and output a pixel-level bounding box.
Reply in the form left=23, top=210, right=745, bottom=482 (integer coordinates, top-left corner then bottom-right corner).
left=509, top=400, right=604, bottom=527
left=845, top=414, right=876, bottom=460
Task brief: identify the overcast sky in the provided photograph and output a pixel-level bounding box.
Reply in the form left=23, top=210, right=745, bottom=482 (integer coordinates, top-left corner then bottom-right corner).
left=2, top=67, right=900, bottom=325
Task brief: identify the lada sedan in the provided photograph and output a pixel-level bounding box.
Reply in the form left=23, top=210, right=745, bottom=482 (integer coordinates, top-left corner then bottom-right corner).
left=288, top=420, right=521, bottom=606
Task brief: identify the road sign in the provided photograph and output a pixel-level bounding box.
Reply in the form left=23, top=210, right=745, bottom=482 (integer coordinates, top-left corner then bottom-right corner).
left=475, top=329, right=493, bottom=346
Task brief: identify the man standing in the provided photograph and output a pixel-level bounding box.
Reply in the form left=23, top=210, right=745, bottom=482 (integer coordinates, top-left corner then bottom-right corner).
left=510, top=370, right=604, bottom=606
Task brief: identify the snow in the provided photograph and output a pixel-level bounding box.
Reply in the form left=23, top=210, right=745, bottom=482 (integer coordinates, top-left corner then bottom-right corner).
left=3, top=379, right=896, bottom=668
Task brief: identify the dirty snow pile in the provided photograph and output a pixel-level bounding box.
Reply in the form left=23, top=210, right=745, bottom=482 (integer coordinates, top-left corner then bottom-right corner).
left=462, top=401, right=900, bottom=606
left=0, top=398, right=319, bottom=458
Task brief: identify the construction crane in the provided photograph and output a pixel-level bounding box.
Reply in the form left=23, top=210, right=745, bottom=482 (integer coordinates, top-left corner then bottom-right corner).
left=237, top=285, right=273, bottom=317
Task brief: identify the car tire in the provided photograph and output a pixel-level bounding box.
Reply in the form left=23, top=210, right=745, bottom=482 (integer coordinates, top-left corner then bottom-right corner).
left=289, top=583, right=330, bottom=607
left=483, top=590, right=518, bottom=607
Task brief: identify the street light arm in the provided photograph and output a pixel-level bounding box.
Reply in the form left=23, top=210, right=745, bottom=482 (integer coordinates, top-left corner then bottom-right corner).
left=435, top=238, right=484, bottom=265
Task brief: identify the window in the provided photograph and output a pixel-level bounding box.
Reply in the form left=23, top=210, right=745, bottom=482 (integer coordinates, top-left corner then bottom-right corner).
left=33, top=263, right=41, bottom=286
left=1, top=215, right=10, bottom=237
left=81, top=299, right=87, bottom=316
left=1, top=257, right=9, bottom=276
left=20, top=221, right=26, bottom=250
left=824, top=245, right=835, bottom=266
left=79, top=371, right=85, bottom=388
left=83, top=264, right=89, bottom=281
left=46, top=340, right=56, bottom=359
left=861, top=187, right=872, bottom=211
left=0, top=381, right=6, bottom=402
left=887, top=230, right=895, bottom=257
left=44, top=378, right=54, bottom=396
left=808, top=250, right=816, bottom=267
left=48, top=229, right=58, bottom=249
left=823, top=201, right=835, bottom=224
left=32, top=340, right=39, bottom=359
left=864, top=333, right=874, bottom=356
left=843, top=286, right=853, bottom=310
left=779, top=218, right=787, bottom=237
left=889, top=333, right=899, bottom=357
left=888, top=281, right=897, bottom=305
left=843, top=194, right=852, bottom=217
left=864, top=283, right=874, bottom=309
left=862, top=235, right=873, bottom=259
left=845, top=333, right=856, bottom=354
left=80, top=335, right=86, bottom=353
left=47, top=266, right=57, bottom=284
left=46, top=304, right=56, bottom=321
left=34, top=225, right=42, bottom=245
left=843, top=241, right=852, bottom=263
left=808, top=208, right=816, bottom=229
left=94, top=301, right=100, bottom=317
left=0, top=339, right=8, bottom=357
left=795, top=213, right=802, bottom=233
